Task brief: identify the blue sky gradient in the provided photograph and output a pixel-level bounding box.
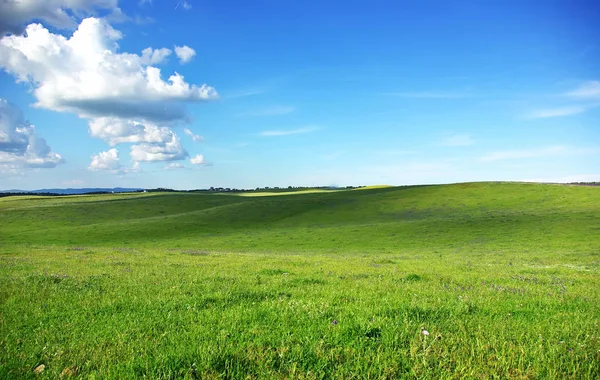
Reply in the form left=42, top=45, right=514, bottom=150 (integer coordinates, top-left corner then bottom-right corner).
left=0, top=0, right=598, bottom=189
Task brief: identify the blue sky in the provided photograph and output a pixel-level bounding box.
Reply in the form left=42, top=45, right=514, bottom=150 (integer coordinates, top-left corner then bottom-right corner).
left=0, top=0, right=598, bottom=190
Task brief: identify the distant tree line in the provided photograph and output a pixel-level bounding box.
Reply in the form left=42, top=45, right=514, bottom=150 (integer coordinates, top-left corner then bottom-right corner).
left=0, top=191, right=118, bottom=198
left=1, top=185, right=366, bottom=198
left=145, top=186, right=364, bottom=193
left=568, top=182, right=600, bottom=186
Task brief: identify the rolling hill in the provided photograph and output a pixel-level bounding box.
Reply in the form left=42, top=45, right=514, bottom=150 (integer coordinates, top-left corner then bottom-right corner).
left=1, top=182, right=598, bottom=254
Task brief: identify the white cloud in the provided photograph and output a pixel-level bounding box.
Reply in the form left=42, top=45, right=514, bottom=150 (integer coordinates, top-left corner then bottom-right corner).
left=0, top=17, right=217, bottom=163
left=190, top=154, right=206, bottom=165
left=439, top=134, right=475, bottom=147
left=260, top=126, right=317, bottom=136
left=89, top=117, right=180, bottom=146
left=140, top=47, right=171, bottom=65
left=526, top=80, right=600, bottom=119
left=0, top=99, right=64, bottom=170
left=184, top=128, right=203, bottom=142
left=130, top=133, right=188, bottom=162
left=566, top=81, right=600, bottom=99
left=0, top=0, right=119, bottom=35
left=88, top=148, right=121, bottom=172
left=174, top=45, right=196, bottom=64
left=87, top=150, right=139, bottom=174
left=0, top=19, right=217, bottom=121
left=0, top=163, right=25, bottom=176
left=175, top=1, right=192, bottom=10
left=526, top=105, right=588, bottom=119
left=164, top=162, right=187, bottom=170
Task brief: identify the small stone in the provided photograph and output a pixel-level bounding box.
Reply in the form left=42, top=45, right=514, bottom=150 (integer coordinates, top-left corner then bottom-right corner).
left=34, top=364, right=45, bottom=374
left=60, top=366, right=76, bottom=378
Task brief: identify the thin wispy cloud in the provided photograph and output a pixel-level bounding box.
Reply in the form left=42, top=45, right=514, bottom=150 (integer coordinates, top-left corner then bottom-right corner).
left=526, top=105, right=589, bottom=119
left=384, top=91, right=473, bottom=99
left=242, top=105, right=296, bottom=117
left=439, top=134, right=475, bottom=147
left=527, top=80, right=600, bottom=119
left=480, top=146, right=598, bottom=162
left=184, top=128, right=204, bottom=143
left=521, top=174, right=600, bottom=183
left=224, top=89, right=266, bottom=99
left=175, top=0, right=191, bottom=10
left=565, top=80, right=600, bottom=99
left=164, top=163, right=188, bottom=170
left=260, top=126, right=317, bottom=137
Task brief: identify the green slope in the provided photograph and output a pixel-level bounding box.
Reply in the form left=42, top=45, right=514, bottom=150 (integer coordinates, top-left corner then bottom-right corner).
left=2, top=182, right=600, bottom=378
left=1, top=182, right=598, bottom=254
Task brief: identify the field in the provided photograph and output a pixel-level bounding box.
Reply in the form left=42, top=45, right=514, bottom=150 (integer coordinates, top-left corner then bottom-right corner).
left=1, top=182, right=599, bottom=378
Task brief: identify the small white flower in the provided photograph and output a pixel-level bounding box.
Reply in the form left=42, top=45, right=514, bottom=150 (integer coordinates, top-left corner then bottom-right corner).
left=421, top=327, right=430, bottom=336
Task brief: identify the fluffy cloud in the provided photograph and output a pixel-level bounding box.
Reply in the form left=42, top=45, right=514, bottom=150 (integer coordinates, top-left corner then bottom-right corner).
left=190, top=154, right=206, bottom=165
left=0, top=99, right=64, bottom=169
left=130, top=133, right=188, bottom=162
left=0, top=0, right=119, bottom=36
left=175, top=45, right=196, bottom=64
left=88, top=148, right=121, bottom=172
left=140, top=47, right=172, bottom=65
left=0, top=19, right=217, bottom=121
left=184, top=128, right=203, bottom=142
left=88, top=148, right=140, bottom=173
left=89, top=117, right=177, bottom=146
left=0, top=17, right=218, bottom=163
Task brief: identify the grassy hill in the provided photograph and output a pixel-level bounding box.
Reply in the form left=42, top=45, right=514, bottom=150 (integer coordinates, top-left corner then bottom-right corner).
left=1, top=182, right=598, bottom=253
left=1, top=182, right=599, bottom=378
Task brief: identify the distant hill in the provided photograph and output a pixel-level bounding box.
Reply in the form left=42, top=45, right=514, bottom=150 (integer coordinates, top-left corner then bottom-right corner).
left=1, top=182, right=598, bottom=251
left=0, top=187, right=144, bottom=195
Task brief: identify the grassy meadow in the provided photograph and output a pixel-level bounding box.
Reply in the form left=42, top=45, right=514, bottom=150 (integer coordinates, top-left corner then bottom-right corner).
left=1, top=182, right=599, bottom=378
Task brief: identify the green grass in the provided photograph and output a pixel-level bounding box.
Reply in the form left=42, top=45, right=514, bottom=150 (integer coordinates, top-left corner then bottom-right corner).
left=1, top=182, right=599, bottom=378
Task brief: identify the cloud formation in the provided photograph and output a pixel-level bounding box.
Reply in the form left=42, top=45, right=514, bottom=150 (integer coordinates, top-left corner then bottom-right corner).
left=566, top=81, right=600, bottom=99
left=0, top=0, right=119, bottom=36
left=0, top=99, right=64, bottom=171
left=130, top=133, right=188, bottom=162
left=184, top=128, right=203, bottom=142
left=175, top=45, right=196, bottom=64
left=526, top=105, right=588, bottom=119
left=0, top=17, right=217, bottom=163
left=0, top=19, right=217, bottom=120
left=88, top=148, right=141, bottom=173
left=88, top=148, right=121, bottom=172
left=190, top=154, right=206, bottom=165
left=527, top=81, right=600, bottom=119
left=164, top=162, right=187, bottom=170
